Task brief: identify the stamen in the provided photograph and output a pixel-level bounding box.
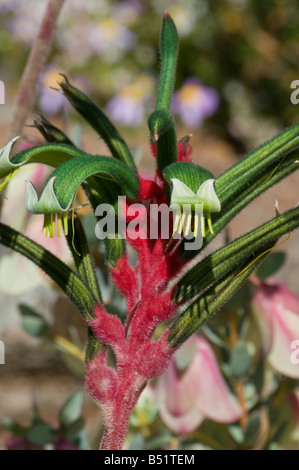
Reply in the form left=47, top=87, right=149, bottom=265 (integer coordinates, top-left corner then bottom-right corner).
left=184, top=213, right=192, bottom=237
left=63, top=212, right=69, bottom=236
left=201, top=213, right=206, bottom=238
left=57, top=213, right=62, bottom=238
left=173, top=212, right=181, bottom=233
left=207, top=211, right=214, bottom=234
left=49, top=214, right=55, bottom=238
left=194, top=213, right=199, bottom=238
left=0, top=168, right=19, bottom=192
left=178, top=212, right=186, bottom=234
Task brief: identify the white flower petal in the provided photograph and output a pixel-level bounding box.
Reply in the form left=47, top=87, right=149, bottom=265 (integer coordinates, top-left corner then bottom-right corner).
left=25, top=176, right=66, bottom=214
left=0, top=137, right=20, bottom=178
left=197, top=179, right=221, bottom=212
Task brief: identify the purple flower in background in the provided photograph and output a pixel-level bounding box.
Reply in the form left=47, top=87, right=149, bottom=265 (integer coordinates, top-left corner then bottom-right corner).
left=106, top=75, right=154, bottom=126
left=38, top=66, right=68, bottom=116
left=0, top=0, right=17, bottom=12
left=38, top=66, right=87, bottom=117
left=87, top=17, right=136, bottom=60
left=172, top=78, right=219, bottom=128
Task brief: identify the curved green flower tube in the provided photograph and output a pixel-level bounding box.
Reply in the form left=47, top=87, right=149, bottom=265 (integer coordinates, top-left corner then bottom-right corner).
left=25, top=155, right=139, bottom=238
left=0, top=142, right=92, bottom=191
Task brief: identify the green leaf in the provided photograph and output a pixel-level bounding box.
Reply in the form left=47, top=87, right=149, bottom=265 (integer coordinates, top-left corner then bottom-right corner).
left=228, top=425, right=244, bottom=444
left=60, top=392, right=83, bottom=427
left=62, top=417, right=85, bottom=442
left=229, top=342, right=251, bottom=380
left=156, top=13, right=179, bottom=111
left=19, top=304, right=48, bottom=337
left=1, top=419, right=27, bottom=437
left=250, top=359, right=264, bottom=396
left=243, top=413, right=261, bottom=447
left=175, top=206, right=299, bottom=304
left=65, top=215, right=101, bottom=301
left=216, top=123, right=299, bottom=206
left=148, top=110, right=177, bottom=171
left=0, top=222, right=97, bottom=317
left=58, top=75, right=136, bottom=171
left=26, top=423, right=56, bottom=445
left=255, top=252, right=286, bottom=279
left=182, top=144, right=299, bottom=259
left=169, top=238, right=277, bottom=347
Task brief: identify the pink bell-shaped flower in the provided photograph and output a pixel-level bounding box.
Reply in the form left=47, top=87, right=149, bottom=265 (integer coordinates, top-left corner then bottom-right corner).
left=252, top=280, right=299, bottom=379
left=157, top=335, right=242, bottom=434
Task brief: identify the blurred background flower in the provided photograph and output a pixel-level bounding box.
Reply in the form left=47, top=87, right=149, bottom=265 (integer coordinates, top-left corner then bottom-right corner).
left=106, top=75, right=155, bottom=126
left=252, top=279, right=299, bottom=379
left=157, top=335, right=242, bottom=434
left=1, top=0, right=299, bottom=143
left=171, top=78, right=219, bottom=128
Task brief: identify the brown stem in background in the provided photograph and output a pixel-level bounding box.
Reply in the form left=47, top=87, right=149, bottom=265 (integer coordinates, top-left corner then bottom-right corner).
left=6, top=0, right=66, bottom=141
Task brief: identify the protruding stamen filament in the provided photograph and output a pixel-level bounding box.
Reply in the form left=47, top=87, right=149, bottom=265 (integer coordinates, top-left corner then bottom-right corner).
left=57, top=213, right=62, bottom=238
left=63, top=212, right=69, bottom=236
left=42, top=212, right=69, bottom=238
left=0, top=169, right=19, bottom=192
left=207, top=211, right=214, bottom=234
left=49, top=214, right=55, bottom=238
left=194, top=213, right=199, bottom=238
left=178, top=212, right=186, bottom=234
left=173, top=212, right=181, bottom=233
left=184, top=212, right=192, bottom=237
left=201, top=213, right=205, bottom=238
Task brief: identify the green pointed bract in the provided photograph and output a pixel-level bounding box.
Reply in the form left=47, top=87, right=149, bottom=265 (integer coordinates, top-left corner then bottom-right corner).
left=156, top=13, right=179, bottom=111
left=57, top=75, right=137, bottom=172
left=148, top=109, right=178, bottom=170
left=34, top=114, right=74, bottom=146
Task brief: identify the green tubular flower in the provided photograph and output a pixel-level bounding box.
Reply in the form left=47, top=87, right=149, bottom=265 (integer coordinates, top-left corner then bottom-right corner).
left=0, top=142, right=90, bottom=192
left=163, top=161, right=221, bottom=238
left=0, top=137, right=20, bottom=191
left=25, top=155, right=139, bottom=239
